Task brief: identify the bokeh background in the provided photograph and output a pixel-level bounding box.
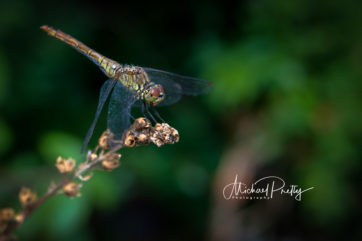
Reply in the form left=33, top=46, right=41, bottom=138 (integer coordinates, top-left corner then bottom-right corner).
left=0, top=0, right=361, bottom=240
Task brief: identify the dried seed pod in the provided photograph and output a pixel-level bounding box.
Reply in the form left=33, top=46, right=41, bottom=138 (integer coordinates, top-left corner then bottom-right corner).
left=134, top=117, right=151, bottom=130
left=19, top=187, right=38, bottom=208
left=150, top=131, right=164, bottom=147
left=163, top=125, right=179, bottom=144
left=55, top=156, right=76, bottom=173
left=102, top=152, right=121, bottom=171
left=150, top=123, right=180, bottom=146
left=63, top=182, right=81, bottom=197
left=151, top=138, right=163, bottom=147
left=171, top=128, right=180, bottom=143
left=14, top=212, right=25, bottom=224
left=124, top=134, right=136, bottom=147
left=154, top=123, right=163, bottom=131
left=98, top=129, right=123, bottom=149
left=0, top=208, right=14, bottom=222
left=88, top=152, right=98, bottom=161
left=137, top=133, right=150, bottom=145
left=98, top=129, right=114, bottom=149
left=122, top=118, right=180, bottom=147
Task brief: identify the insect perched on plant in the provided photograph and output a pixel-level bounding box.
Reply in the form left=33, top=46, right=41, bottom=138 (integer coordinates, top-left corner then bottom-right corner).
left=41, top=25, right=213, bottom=151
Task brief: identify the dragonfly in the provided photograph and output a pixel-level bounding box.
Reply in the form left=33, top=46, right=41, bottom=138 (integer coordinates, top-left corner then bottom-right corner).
left=41, top=25, right=212, bottom=151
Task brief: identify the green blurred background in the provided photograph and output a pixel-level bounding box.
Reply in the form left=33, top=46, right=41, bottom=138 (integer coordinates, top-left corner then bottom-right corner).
left=0, top=0, right=361, bottom=240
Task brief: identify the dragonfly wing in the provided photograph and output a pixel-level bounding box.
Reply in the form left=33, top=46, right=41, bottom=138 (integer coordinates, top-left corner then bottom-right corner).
left=143, top=67, right=213, bottom=106
left=107, top=81, right=137, bottom=139
left=82, top=78, right=117, bottom=152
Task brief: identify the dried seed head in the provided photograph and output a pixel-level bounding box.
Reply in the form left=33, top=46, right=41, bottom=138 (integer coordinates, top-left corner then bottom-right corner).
left=98, top=129, right=123, bottom=150
left=134, top=117, right=151, bottom=130
left=19, top=187, right=38, bottom=208
left=171, top=128, right=180, bottom=142
left=150, top=123, right=180, bottom=147
left=0, top=208, right=14, bottom=222
left=102, top=152, right=121, bottom=171
left=98, top=129, right=115, bottom=149
left=137, top=133, right=150, bottom=145
left=124, top=134, right=136, bottom=147
left=55, top=156, right=76, bottom=173
left=63, top=182, right=81, bottom=197
left=151, top=136, right=164, bottom=147
left=123, top=118, right=179, bottom=147
left=14, top=212, right=25, bottom=224
left=154, top=123, right=163, bottom=131
left=88, top=152, right=98, bottom=161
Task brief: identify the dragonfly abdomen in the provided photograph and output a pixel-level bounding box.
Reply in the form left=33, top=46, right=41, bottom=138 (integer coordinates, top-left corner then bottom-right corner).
left=41, top=25, right=119, bottom=78
left=41, top=26, right=154, bottom=100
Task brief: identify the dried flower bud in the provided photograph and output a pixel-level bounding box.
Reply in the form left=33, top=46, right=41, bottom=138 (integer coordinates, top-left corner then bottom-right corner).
left=124, top=134, right=136, bottom=147
left=98, top=129, right=123, bottom=150
left=55, top=156, right=76, bottom=173
left=137, top=133, right=150, bottom=145
left=98, top=129, right=115, bottom=149
left=63, top=182, right=81, bottom=197
left=123, top=118, right=179, bottom=147
left=151, top=136, right=163, bottom=147
left=0, top=208, right=14, bottom=221
left=154, top=123, right=163, bottom=131
left=102, top=153, right=121, bottom=171
left=150, top=123, right=180, bottom=147
left=89, top=153, right=98, bottom=161
left=171, top=128, right=180, bottom=143
left=19, top=187, right=38, bottom=208
left=14, top=212, right=25, bottom=224
left=134, top=117, right=151, bottom=130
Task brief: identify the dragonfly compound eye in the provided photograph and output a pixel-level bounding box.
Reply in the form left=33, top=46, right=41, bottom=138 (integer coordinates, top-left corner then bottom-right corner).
left=150, top=85, right=164, bottom=97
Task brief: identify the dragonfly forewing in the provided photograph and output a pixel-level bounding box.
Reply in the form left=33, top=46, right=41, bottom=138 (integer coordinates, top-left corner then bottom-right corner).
left=82, top=78, right=117, bottom=152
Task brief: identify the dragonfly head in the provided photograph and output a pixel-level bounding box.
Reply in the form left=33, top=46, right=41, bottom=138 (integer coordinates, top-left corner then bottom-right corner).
left=145, top=83, right=165, bottom=106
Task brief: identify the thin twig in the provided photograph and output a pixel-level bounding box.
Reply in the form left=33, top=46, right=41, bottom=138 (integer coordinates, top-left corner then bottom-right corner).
left=0, top=118, right=179, bottom=241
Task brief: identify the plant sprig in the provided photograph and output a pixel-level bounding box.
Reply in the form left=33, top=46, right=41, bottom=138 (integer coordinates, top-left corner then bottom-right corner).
left=0, top=117, right=179, bottom=241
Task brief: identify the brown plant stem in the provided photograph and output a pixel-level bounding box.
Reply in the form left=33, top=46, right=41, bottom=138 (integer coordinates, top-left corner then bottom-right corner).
left=0, top=145, right=115, bottom=241
left=0, top=178, right=69, bottom=241
left=0, top=118, right=179, bottom=241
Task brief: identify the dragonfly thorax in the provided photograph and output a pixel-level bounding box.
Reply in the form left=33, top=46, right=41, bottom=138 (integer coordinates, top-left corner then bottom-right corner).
left=143, top=82, right=165, bottom=106
left=116, top=66, right=164, bottom=106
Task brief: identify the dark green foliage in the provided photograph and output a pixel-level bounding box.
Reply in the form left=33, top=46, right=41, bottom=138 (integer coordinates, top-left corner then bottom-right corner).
left=0, top=0, right=361, bottom=240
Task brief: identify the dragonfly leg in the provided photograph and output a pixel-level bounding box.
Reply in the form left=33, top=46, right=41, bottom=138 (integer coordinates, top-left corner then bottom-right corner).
left=144, top=102, right=157, bottom=123
left=151, top=106, right=165, bottom=123
left=141, top=100, right=146, bottom=118
left=128, top=110, right=136, bottom=121
left=141, top=100, right=155, bottom=124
